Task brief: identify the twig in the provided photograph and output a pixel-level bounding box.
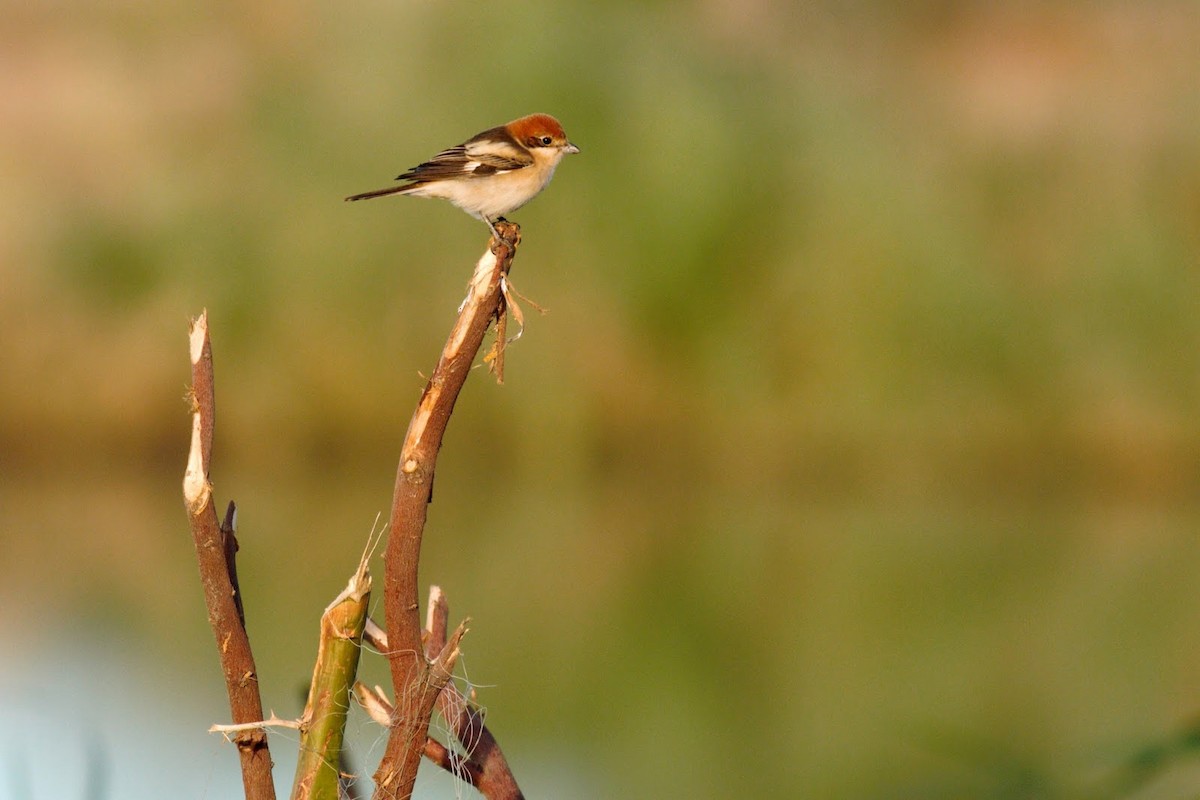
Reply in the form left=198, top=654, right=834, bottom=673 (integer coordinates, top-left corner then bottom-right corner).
left=183, top=310, right=276, bottom=800
left=361, top=588, right=524, bottom=800
left=353, top=681, right=395, bottom=727
left=422, top=588, right=525, bottom=800
left=211, top=714, right=304, bottom=735
left=373, top=224, right=523, bottom=800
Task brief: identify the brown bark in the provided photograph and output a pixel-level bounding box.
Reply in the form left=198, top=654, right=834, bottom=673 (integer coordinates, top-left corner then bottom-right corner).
left=183, top=311, right=276, bottom=800
left=372, top=225, right=523, bottom=800
left=423, top=588, right=524, bottom=800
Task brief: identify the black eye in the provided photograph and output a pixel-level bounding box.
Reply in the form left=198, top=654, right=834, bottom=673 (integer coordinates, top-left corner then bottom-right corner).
left=540, top=136, right=553, bottom=146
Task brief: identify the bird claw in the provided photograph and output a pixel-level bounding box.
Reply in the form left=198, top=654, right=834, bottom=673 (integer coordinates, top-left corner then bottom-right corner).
left=487, top=218, right=521, bottom=254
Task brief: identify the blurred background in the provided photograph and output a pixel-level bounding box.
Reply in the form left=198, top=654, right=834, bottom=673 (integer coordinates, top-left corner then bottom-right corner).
left=3, top=1, right=1200, bottom=797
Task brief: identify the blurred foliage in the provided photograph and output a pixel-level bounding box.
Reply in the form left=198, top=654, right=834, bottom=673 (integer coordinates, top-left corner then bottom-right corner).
left=2, top=1, right=1200, bottom=797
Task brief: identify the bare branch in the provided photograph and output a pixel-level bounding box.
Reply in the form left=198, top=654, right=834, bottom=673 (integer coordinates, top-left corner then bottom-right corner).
left=364, top=586, right=524, bottom=799
left=183, top=310, right=276, bottom=800
left=423, top=588, right=525, bottom=800
left=372, top=225, right=522, bottom=800
left=422, top=737, right=484, bottom=786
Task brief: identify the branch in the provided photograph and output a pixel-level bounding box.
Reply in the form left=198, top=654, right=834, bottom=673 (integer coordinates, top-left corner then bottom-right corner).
left=211, top=714, right=303, bottom=735
left=290, top=533, right=375, bottom=800
left=423, top=588, right=525, bottom=800
left=183, top=310, right=276, bottom=800
left=373, top=224, right=522, bottom=800
left=361, top=588, right=524, bottom=800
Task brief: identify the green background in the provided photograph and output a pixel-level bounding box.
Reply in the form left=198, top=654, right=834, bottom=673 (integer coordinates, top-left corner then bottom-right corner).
left=3, top=1, right=1200, bottom=797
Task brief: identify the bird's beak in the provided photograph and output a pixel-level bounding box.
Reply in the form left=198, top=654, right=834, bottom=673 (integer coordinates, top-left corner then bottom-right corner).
left=564, top=142, right=580, bottom=155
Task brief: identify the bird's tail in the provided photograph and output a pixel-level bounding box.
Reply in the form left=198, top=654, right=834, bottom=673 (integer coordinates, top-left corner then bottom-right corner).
left=344, top=184, right=415, bottom=202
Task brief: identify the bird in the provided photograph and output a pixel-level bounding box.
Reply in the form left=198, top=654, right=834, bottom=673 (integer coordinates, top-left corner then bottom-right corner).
left=346, top=113, right=580, bottom=241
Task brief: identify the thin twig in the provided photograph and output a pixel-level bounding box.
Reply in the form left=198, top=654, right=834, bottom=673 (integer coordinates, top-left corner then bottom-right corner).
left=211, top=714, right=303, bottom=735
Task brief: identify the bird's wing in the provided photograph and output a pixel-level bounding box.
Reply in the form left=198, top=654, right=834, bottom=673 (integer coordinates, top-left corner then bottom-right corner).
left=396, top=128, right=534, bottom=182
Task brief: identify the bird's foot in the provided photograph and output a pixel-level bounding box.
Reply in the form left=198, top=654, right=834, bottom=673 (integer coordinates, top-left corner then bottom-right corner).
left=488, top=218, right=521, bottom=254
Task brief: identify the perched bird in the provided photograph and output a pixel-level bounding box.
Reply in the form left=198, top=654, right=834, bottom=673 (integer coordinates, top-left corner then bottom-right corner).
left=346, top=113, right=580, bottom=241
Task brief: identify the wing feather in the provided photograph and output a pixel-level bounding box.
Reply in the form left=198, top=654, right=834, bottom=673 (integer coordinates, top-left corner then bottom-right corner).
left=395, top=126, right=533, bottom=182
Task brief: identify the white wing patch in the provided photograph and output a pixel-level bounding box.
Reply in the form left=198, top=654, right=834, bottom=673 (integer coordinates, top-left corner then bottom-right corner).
left=463, top=138, right=533, bottom=172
